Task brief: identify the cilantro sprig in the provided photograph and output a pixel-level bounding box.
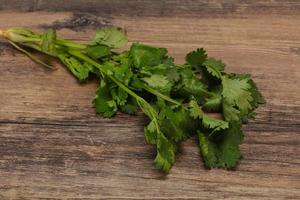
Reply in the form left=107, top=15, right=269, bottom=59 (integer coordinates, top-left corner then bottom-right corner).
left=0, top=27, right=265, bottom=173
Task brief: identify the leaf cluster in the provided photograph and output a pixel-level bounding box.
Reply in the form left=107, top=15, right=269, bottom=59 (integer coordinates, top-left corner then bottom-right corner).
left=2, top=27, right=265, bottom=173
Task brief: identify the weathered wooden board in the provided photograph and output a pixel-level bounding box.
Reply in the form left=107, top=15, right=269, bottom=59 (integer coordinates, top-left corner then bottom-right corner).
left=0, top=1, right=299, bottom=199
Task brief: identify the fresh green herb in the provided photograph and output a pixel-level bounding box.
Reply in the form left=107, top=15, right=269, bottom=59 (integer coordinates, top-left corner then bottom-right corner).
left=0, top=27, right=265, bottom=173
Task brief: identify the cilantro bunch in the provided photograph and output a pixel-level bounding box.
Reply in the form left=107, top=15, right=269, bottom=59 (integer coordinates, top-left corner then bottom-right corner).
left=0, top=27, right=265, bottom=173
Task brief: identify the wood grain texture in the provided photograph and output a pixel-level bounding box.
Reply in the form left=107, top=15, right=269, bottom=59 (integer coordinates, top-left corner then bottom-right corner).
left=0, top=1, right=300, bottom=199
left=1, top=0, right=300, bottom=16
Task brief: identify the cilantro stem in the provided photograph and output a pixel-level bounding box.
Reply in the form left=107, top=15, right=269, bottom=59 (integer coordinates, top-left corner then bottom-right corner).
left=8, top=41, right=55, bottom=70
left=56, top=39, right=87, bottom=50
left=1, top=28, right=87, bottom=50
left=142, top=84, right=181, bottom=106
left=110, top=77, right=161, bottom=132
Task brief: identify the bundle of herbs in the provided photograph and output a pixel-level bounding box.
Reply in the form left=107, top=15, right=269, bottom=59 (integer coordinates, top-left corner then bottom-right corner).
left=0, top=27, right=265, bottom=173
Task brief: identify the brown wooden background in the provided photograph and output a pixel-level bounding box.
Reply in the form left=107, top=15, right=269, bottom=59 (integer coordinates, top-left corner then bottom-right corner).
left=0, top=1, right=299, bottom=199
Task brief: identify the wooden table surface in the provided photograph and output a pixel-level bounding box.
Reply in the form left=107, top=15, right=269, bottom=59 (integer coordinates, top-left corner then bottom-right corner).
left=0, top=1, right=299, bottom=199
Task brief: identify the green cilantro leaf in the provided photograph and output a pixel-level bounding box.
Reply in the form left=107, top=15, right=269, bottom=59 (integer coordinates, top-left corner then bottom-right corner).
left=176, top=68, right=212, bottom=103
left=222, top=101, right=241, bottom=122
left=189, top=99, right=228, bottom=136
left=90, top=27, right=127, bottom=48
left=130, top=43, right=168, bottom=68
left=198, top=131, right=219, bottom=167
left=58, top=53, right=91, bottom=82
left=111, top=86, right=128, bottom=106
left=198, top=122, right=243, bottom=169
left=144, top=119, right=158, bottom=145
left=222, top=76, right=253, bottom=110
left=224, top=74, right=265, bottom=122
left=203, top=95, right=222, bottom=112
left=93, top=79, right=117, bottom=117
left=188, top=98, right=204, bottom=119
left=186, top=48, right=207, bottom=67
left=86, top=45, right=111, bottom=59
left=154, top=131, right=177, bottom=172
left=217, top=122, right=244, bottom=168
left=120, top=97, right=138, bottom=115
left=202, top=116, right=229, bottom=135
left=142, top=74, right=172, bottom=93
left=233, top=74, right=265, bottom=107
left=203, top=58, right=225, bottom=79
left=158, top=100, right=195, bottom=142
left=186, top=49, right=224, bottom=86
left=111, top=52, right=133, bottom=85
left=140, top=100, right=177, bottom=173
left=248, top=78, right=265, bottom=105
left=221, top=76, right=253, bottom=121
left=167, top=67, right=180, bottom=83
